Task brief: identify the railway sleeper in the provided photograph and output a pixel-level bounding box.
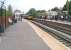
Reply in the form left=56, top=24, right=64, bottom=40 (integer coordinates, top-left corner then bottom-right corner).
left=32, top=21, right=71, bottom=43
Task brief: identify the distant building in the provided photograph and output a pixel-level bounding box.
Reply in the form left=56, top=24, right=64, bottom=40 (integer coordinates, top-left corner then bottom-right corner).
left=37, top=11, right=48, bottom=19
left=47, top=11, right=58, bottom=19
left=14, top=10, right=22, bottom=21
left=62, top=11, right=68, bottom=15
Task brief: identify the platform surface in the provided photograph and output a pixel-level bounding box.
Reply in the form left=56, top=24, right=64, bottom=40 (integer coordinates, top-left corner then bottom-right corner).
left=0, top=20, right=51, bottom=50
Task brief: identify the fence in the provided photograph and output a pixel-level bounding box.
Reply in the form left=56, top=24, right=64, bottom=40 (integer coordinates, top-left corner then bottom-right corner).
left=0, top=0, right=12, bottom=33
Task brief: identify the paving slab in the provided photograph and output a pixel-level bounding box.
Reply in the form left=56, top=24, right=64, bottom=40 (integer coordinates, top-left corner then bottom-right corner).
left=0, top=20, right=51, bottom=50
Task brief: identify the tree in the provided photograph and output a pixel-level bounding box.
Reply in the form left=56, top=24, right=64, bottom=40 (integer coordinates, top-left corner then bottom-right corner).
left=0, top=8, right=6, bottom=16
left=62, top=1, right=71, bottom=15
left=37, top=10, right=46, bottom=13
left=7, top=5, right=13, bottom=16
left=62, top=4, right=67, bottom=11
left=68, top=1, right=71, bottom=15
left=37, top=10, right=46, bottom=16
left=26, top=8, right=38, bottom=17
left=51, top=7, right=60, bottom=11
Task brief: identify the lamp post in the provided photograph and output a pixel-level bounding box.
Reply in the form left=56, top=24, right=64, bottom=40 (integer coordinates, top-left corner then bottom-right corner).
left=4, top=6, right=6, bottom=28
left=5, top=6, right=6, bottom=28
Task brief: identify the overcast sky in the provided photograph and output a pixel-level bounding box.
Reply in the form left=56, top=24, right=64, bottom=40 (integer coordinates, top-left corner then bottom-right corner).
left=5, top=0, right=67, bottom=13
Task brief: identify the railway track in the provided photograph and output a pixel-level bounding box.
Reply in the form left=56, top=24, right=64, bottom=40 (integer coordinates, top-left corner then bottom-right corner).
left=32, top=19, right=71, bottom=49
left=35, top=19, right=71, bottom=35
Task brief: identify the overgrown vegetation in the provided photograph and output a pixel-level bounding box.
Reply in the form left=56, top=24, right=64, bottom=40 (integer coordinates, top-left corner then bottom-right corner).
left=0, top=5, right=13, bottom=17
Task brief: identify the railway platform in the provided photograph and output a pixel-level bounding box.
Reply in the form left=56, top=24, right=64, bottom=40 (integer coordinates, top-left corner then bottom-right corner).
left=0, top=19, right=50, bottom=50
left=47, top=20, right=71, bottom=25
left=0, top=19, right=70, bottom=50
